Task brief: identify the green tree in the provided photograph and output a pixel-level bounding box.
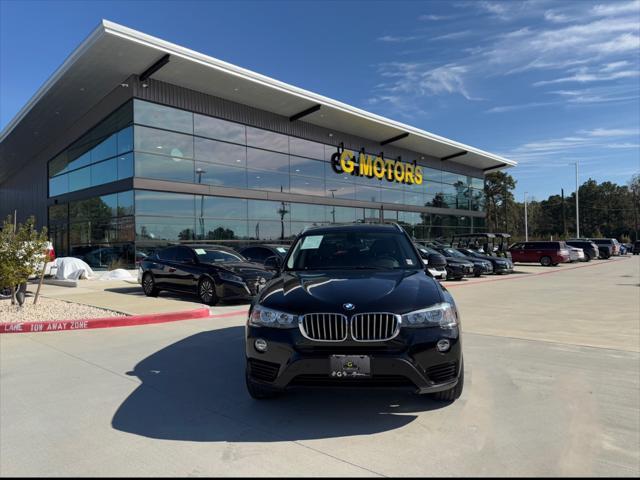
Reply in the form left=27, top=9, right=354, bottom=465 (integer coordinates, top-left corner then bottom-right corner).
left=484, top=171, right=517, bottom=232
left=0, top=216, right=49, bottom=306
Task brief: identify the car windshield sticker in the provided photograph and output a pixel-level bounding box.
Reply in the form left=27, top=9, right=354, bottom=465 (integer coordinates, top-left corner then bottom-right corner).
left=194, top=248, right=206, bottom=255
left=301, top=235, right=323, bottom=250
left=406, top=259, right=414, bottom=265
left=276, top=247, right=287, bottom=253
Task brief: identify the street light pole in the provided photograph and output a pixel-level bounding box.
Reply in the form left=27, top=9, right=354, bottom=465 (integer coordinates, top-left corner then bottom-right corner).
left=575, top=162, right=580, bottom=238
left=524, top=191, right=528, bottom=241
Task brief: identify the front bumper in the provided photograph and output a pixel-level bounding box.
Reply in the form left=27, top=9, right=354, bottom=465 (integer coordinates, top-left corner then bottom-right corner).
left=246, top=325, right=462, bottom=394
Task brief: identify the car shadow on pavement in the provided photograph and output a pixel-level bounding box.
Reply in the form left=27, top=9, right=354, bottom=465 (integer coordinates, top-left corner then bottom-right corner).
left=104, top=287, right=250, bottom=306
left=112, top=326, right=448, bottom=442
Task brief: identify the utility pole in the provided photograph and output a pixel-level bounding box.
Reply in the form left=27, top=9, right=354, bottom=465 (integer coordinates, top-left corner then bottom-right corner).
left=574, top=162, right=580, bottom=238
left=561, top=188, right=566, bottom=238
left=524, top=192, right=528, bottom=241
left=503, top=183, right=508, bottom=233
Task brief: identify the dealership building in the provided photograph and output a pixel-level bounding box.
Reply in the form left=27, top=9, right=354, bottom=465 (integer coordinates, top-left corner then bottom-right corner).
left=0, top=21, right=516, bottom=268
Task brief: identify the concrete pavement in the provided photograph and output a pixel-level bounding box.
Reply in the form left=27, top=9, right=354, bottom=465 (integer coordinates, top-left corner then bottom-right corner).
left=1, top=256, right=638, bottom=476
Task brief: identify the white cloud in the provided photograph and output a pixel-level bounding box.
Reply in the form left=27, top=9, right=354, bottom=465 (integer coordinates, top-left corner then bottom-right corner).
left=534, top=68, right=640, bottom=85
left=378, top=35, right=424, bottom=43
left=591, top=1, right=640, bottom=17
left=419, top=14, right=452, bottom=21
left=486, top=101, right=558, bottom=113
left=544, top=10, right=570, bottom=23
left=583, top=128, right=640, bottom=137
left=607, top=143, right=640, bottom=148
left=601, top=61, right=631, bottom=71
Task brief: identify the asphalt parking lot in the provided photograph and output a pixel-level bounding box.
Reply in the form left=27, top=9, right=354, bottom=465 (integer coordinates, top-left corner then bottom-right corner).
left=1, top=257, right=638, bottom=476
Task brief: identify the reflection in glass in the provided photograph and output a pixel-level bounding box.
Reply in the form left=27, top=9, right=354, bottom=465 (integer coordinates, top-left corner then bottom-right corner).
left=246, top=126, right=288, bottom=153
left=289, top=203, right=326, bottom=222
left=117, top=190, right=134, bottom=216
left=136, top=216, right=196, bottom=242
left=117, top=127, right=134, bottom=154
left=195, top=162, right=247, bottom=188
left=200, top=219, right=248, bottom=240
left=248, top=200, right=290, bottom=221
left=134, top=125, right=194, bottom=158
left=117, top=153, right=134, bottom=180
left=289, top=156, right=324, bottom=178
left=135, top=191, right=195, bottom=217
left=247, top=169, right=289, bottom=192
left=134, top=100, right=193, bottom=134
left=247, top=148, right=289, bottom=173
left=248, top=220, right=291, bottom=241
left=135, top=152, right=195, bottom=183
left=49, top=175, right=69, bottom=197
left=380, top=187, right=404, bottom=204
left=91, top=135, right=117, bottom=163
left=68, top=166, right=91, bottom=192
left=195, top=137, right=246, bottom=167
left=91, top=158, right=118, bottom=186
left=355, top=184, right=380, bottom=203
left=290, top=175, right=325, bottom=196
left=194, top=114, right=245, bottom=144
left=325, top=180, right=355, bottom=200
left=289, top=137, right=324, bottom=160
left=200, top=196, right=247, bottom=219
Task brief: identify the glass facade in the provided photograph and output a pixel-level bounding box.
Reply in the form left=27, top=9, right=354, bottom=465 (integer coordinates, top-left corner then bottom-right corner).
left=46, top=98, right=487, bottom=268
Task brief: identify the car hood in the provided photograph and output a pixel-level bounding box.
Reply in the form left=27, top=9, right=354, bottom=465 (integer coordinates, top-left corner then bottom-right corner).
left=205, top=261, right=270, bottom=277
left=444, top=257, right=474, bottom=266
left=257, top=269, right=444, bottom=315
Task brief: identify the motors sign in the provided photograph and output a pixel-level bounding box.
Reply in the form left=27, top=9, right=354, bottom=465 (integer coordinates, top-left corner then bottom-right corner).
left=330, top=146, right=423, bottom=186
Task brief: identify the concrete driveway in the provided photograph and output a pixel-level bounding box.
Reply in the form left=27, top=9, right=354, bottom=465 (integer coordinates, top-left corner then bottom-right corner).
left=1, top=257, right=638, bottom=476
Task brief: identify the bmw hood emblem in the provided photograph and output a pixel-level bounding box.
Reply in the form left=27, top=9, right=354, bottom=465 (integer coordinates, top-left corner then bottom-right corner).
left=343, top=303, right=355, bottom=311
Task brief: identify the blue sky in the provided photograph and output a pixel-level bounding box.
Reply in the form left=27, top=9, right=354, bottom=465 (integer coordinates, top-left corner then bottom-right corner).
left=1, top=0, right=639, bottom=201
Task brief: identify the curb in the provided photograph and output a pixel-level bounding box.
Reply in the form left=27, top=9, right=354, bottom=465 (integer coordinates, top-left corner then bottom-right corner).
left=0, top=307, right=238, bottom=334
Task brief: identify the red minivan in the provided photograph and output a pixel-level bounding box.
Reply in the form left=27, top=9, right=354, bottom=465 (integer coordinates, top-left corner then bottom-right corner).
left=509, top=241, right=571, bottom=266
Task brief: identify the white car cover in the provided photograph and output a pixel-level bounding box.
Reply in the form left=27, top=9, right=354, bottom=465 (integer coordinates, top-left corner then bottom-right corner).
left=54, top=257, right=94, bottom=280
left=96, top=269, right=134, bottom=281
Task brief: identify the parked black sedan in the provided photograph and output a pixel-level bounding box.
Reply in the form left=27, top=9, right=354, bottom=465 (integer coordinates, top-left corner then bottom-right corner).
left=237, top=244, right=290, bottom=266
left=456, top=247, right=513, bottom=274
left=138, top=245, right=273, bottom=305
left=427, top=244, right=490, bottom=278
left=245, top=223, right=464, bottom=402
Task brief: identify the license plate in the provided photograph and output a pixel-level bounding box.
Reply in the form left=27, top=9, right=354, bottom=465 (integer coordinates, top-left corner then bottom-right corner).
left=330, top=355, right=371, bottom=378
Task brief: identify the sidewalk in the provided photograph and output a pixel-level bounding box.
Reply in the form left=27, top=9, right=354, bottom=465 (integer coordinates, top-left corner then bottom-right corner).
left=30, top=277, right=250, bottom=316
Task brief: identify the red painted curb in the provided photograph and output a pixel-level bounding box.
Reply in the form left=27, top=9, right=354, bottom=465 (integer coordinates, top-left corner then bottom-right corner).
left=1, top=307, right=212, bottom=334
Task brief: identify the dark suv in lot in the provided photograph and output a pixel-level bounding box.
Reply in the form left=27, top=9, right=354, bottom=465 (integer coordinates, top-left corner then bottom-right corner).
left=245, top=223, right=464, bottom=402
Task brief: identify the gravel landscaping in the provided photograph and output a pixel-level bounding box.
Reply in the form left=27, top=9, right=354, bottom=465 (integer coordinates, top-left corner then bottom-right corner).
left=0, top=296, right=126, bottom=323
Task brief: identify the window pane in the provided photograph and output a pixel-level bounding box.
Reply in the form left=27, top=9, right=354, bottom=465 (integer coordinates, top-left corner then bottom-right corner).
left=134, top=100, right=193, bottom=134
left=422, top=167, right=442, bottom=183
left=195, top=137, right=246, bottom=167
left=91, top=158, right=118, bottom=186
left=67, top=151, right=91, bottom=172
left=381, top=187, right=404, bottom=204
left=246, top=148, right=289, bottom=173
left=326, top=179, right=355, bottom=200
left=246, top=127, right=288, bottom=153
left=136, top=216, right=196, bottom=242
left=117, top=127, right=134, bottom=154
left=195, top=161, right=247, bottom=188
left=404, top=184, right=424, bottom=207
left=194, top=114, right=245, bottom=144
left=117, top=190, right=134, bottom=216
left=200, top=219, right=248, bottom=240
left=248, top=200, right=290, bottom=221
left=134, top=125, right=193, bottom=158
left=200, top=196, right=247, bottom=219
left=91, top=134, right=117, bottom=163
left=290, top=156, right=324, bottom=177
left=248, top=220, right=290, bottom=241
left=117, top=153, right=134, bottom=180
left=49, top=204, right=68, bottom=222
left=49, top=152, right=68, bottom=177
left=442, top=171, right=466, bottom=186
left=49, top=175, right=68, bottom=196
left=247, top=169, right=289, bottom=192
left=135, top=191, right=195, bottom=217
left=470, top=177, right=484, bottom=190
left=327, top=206, right=356, bottom=223
left=289, top=137, right=324, bottom=159
left=290, top=203, right=326, bottom=222
left=355, top=184, right=380, bottom=203
left=135, top=152, right=194, bottom=183
left=68, top=166, right=91, bottom=192
left=290, top=175, right=325, bottom=196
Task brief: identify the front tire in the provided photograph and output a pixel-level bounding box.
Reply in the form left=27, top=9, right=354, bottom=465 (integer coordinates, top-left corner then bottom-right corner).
left=142, top=273, right=159, bottom=297
left=540, top=256, right=552, bottom=266
left=198, top=277, right=218, bottom=306
left=431, top=359, right=464, bottom=402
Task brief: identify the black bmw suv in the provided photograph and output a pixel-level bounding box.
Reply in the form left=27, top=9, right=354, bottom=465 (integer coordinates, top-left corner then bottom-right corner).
left=245, top=223, right=464, bottom=402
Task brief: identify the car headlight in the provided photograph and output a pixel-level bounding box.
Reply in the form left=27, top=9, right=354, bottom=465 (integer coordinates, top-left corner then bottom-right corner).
left=218, top=270, right=243, bottom=283
left=402, top=303, right=458, bottom=329
left=249, top=305, right=298, bottom=329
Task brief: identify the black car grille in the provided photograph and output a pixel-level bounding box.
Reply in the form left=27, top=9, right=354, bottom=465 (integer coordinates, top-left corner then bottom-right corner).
left=351, top=313, right=400, bottom=342
left=248, top=358, right=280, bottom=382
left=426, top=362, right=458, bottom=383
left=290, top=374, right=414, bottom=388
left=300, top=313, right=348, bottom=341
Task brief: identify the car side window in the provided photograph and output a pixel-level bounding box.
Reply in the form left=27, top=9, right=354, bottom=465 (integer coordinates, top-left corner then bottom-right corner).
left=524, top=243, right=539, bottom=250
left=511, top=243, right=523, bottom=250
left=175, top=247, right=195, bottom=263
left=158, top=247, right=178, bottom=261
left=243, top=247, right=269, bottom=262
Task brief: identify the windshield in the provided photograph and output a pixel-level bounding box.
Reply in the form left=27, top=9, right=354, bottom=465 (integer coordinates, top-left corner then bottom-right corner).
left=286, top=231, right=422, bottom=271
left=194, top=248, right=244, bottom=263
left=441, top=248, right=467, bottom=258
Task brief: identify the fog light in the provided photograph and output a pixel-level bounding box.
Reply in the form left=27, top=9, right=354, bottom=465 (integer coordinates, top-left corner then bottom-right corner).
left=436, top=339, right=450, bottom=352
left=254, top=339, right=268, bottom=352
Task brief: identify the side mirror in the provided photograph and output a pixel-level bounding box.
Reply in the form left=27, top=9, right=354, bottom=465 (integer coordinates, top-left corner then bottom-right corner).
left=427, top=253, right=441, bottom=266
left=264, top=255, right=282, bottom=274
